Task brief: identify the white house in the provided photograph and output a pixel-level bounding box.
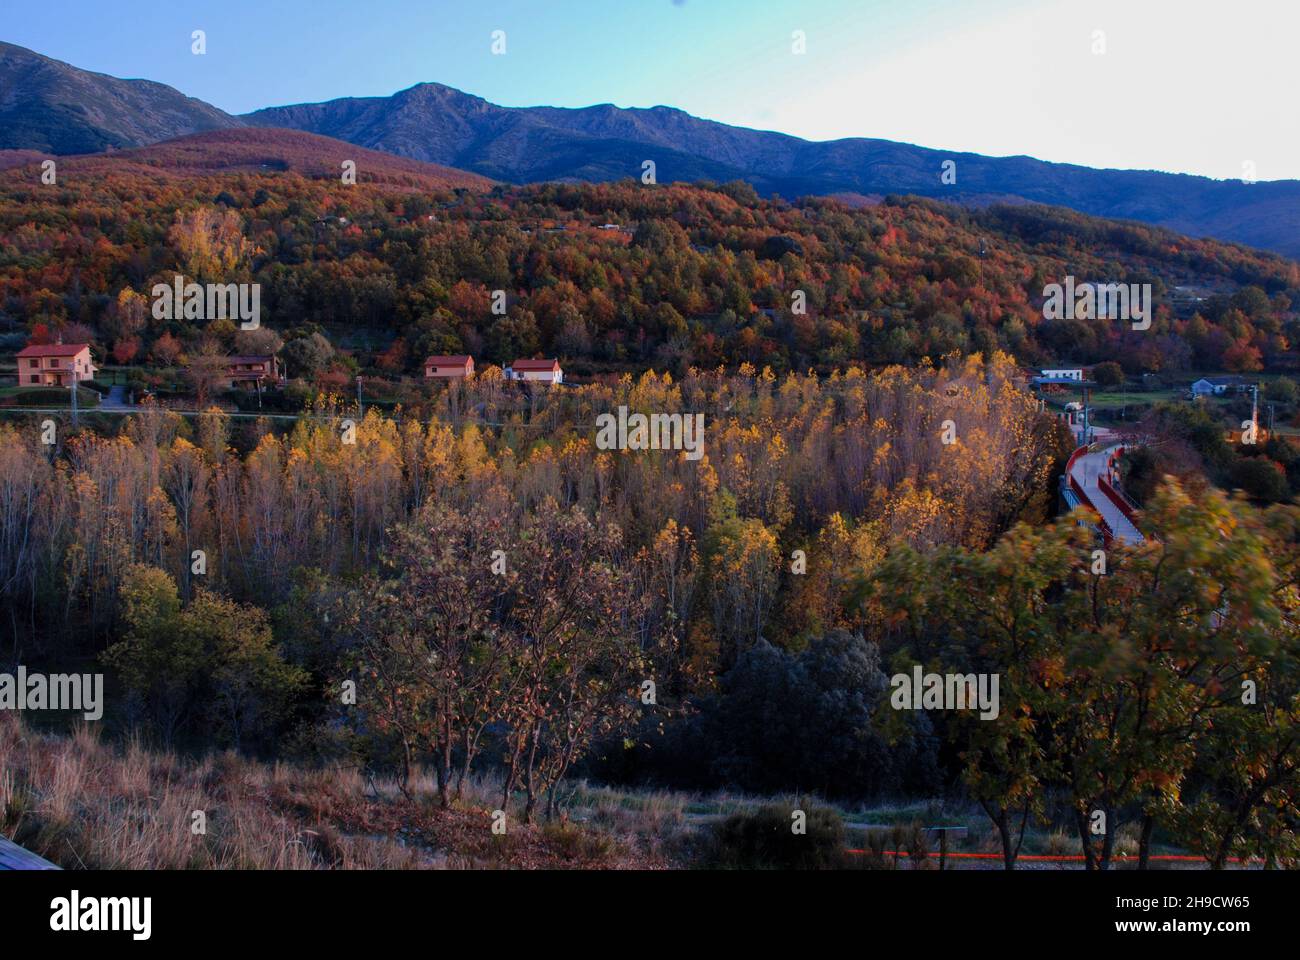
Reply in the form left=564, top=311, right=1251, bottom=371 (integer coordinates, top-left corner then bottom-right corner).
left=1040, top=367, right=1085, bottom=381
left=1191, top=376, right=1242, bottom=397
left=505, top=358, right=563, bottom=383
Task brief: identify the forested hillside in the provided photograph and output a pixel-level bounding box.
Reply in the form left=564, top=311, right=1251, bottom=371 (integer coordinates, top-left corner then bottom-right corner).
left=1, top=146, right=1298, bottom=384
left=2, top=147, right=1299, bottom=871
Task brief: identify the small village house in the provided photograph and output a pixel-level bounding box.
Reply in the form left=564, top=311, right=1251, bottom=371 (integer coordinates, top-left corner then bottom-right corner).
left=424, top=355, right=475, bottom=379
left=1191, top=375, right=1244, bottom=398
left=225, top=355, right=284, bottom=390
left=505, top=358, right=563, bottom=383
left=16, top=342, right=96, bottom=387
left=1039, top=366, right=1086, bottom=381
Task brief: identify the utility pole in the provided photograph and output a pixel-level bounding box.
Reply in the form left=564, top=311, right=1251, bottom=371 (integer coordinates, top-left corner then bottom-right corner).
left=356, top=375, right=363, bottom=417
left=69, top=368, right=78, bottom=428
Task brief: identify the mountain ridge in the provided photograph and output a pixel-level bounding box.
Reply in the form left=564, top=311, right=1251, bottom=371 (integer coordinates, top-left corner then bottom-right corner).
left=0, top=41, right=242, bottom=153
left=3, top=41, right=1298, bottom=258
left=246, top=82, right=1300, bottom=258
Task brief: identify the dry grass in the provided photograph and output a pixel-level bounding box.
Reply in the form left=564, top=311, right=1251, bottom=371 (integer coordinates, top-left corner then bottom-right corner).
left=5, top=713, right=1147, bottom=870
left=0, top=715, right=668, bottom=870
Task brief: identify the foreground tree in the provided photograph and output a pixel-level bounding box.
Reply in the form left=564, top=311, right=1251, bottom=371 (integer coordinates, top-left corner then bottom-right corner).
left=345, top=501, right=519, bottom=804
left=865, top=479, right=1300, bottom=869
left=500, top=500, right=646, bottom=822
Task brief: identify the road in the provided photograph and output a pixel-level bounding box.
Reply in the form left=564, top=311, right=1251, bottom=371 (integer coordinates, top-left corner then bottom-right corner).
left=1069, top=443, right=1144, bottom=544
left=98, top=384, right=134, bottom=411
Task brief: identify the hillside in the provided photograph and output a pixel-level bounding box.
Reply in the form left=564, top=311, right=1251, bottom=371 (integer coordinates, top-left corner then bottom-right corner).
left=0, top=40, right=241, bottom=153
left=245, top=82, right=1300, bottom=259
left=3, top=41, right=1297, bottom=259
left=0, top=166, right=1296, bottom=380
left=0, top=127, right=494, bottom=191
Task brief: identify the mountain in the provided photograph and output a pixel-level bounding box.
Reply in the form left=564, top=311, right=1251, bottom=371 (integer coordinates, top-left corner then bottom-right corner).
left=0, top=41, right=241, bottom=154
left=0, top=127, right=494, bottom=191
left=3, top=41, right=1297, bottom=259
left=245, top=83, right=1300, bottom=259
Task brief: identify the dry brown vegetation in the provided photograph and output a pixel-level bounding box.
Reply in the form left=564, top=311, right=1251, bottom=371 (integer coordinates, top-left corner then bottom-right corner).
left=0, top=714, right=672, bottom=869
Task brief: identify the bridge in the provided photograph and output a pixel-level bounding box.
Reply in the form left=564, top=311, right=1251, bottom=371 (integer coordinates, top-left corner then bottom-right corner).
left=1064, top=441, right=1145, bottom=545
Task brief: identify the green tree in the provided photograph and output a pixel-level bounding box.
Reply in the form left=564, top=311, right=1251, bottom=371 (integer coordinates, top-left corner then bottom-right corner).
left=104, top=564, right=196, bottom=744
left=1091, top=361, right=1124, bottom=389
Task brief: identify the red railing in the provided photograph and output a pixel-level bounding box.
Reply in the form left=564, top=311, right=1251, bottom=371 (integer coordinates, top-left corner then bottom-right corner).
left=1064, top=445, right=1090, bottom=504
left=1097, top=474, right=1140, bottom=527
left=1064, top=444, right=1119, bottom=545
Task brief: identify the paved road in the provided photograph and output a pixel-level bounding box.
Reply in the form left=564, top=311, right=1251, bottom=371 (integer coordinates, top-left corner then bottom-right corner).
left=98, top=384, right=133, bottom=411
left=1069, top=443, right=1144, bottom=544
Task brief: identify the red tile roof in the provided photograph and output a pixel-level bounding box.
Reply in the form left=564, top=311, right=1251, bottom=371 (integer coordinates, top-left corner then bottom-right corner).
left=510, top=358, right=560, bottom=371
left=16, top=343, right=91, bottom=358
left=424, top=355, right=473, bottom=367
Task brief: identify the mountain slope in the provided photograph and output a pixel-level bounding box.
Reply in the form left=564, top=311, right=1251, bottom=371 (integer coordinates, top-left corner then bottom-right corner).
left=3, top=40, right=1296, bottom=259
left=0, top=127, right=494, bottom=190
left=246, top=82, right=1300, bottom=259
left=0, top=41, right=242, bottom=154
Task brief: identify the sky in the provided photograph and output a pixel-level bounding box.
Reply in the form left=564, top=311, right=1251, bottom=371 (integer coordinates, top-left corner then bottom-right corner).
left=4, top=0, right=1298, bottom=181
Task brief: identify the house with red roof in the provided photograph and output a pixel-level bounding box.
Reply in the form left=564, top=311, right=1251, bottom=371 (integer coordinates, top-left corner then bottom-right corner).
left=504, top=358, right=563, bottom=384
left=424, top=355, right=475, bottom=379
left=16, top=342, right=96, bottom=387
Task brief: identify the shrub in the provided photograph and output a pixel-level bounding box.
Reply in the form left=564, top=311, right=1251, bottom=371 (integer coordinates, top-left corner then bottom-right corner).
left=1092, top=361, right=1124, bottom=388
left=1230, top=455, right=1289, bottom=502
left=705, top=803, right=848, bottom=869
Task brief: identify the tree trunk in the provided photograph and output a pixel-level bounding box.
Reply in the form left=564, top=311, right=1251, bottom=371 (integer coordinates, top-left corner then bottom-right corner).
left=995, top=810, right=1015, bottom=871
left=502, top=736, right=523, bottom=813
left=1099, top=810, right=1115, bottom=871
left=437, top=717, right=454, bottom=808
left=523, top=724, right=541, bottom=824
left=1137, top=812, right=1155, bottom=870
left=1075, top=808, right=1098, bottom=871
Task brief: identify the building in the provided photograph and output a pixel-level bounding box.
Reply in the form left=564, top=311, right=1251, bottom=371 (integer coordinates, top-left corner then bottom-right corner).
left=16, top=343, right=96, bottom=386
left=1191, top=376, right=1243, bottom=397
left=505, top=358, right=563, bottom=383
left=424, top=355, right=474, bottom=379
left=225, top=355, right=284, bottom=390
left=1040, top=367, right=1086, bottom=381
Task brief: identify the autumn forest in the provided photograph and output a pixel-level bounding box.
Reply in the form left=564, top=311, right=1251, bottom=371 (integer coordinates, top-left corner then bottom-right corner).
left=1, top=151, right=1299, bottom=872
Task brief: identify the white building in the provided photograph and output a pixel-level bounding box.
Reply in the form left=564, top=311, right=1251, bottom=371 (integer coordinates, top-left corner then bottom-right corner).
left=1191, top=376, right=1242, bottom=397
left=505, top=358, right=563, bottom=383
left=1040, top=367, right=1085, bottom=381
